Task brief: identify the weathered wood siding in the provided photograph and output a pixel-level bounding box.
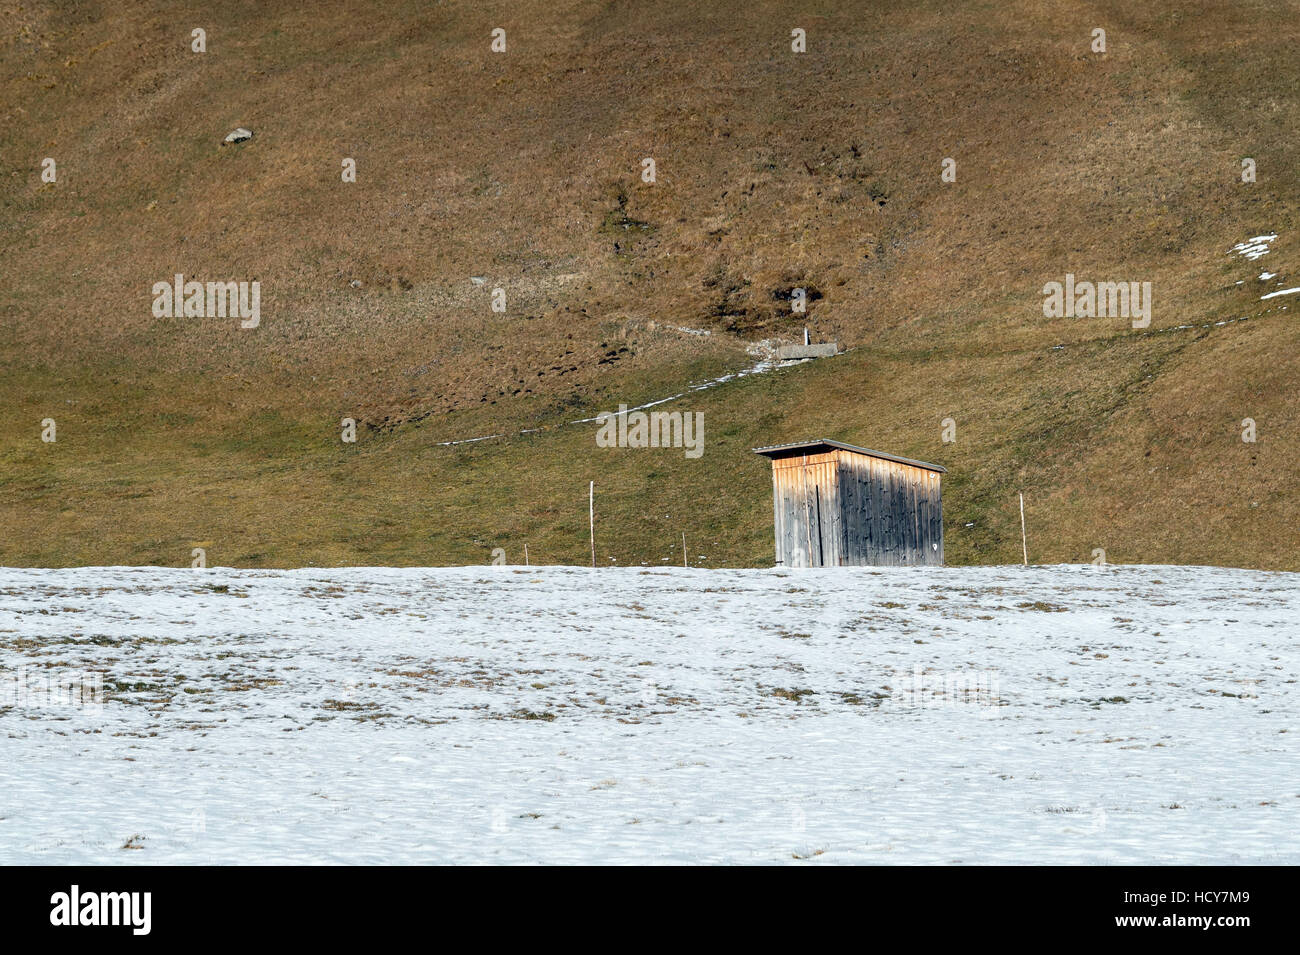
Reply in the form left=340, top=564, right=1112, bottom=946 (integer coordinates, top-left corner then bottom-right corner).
left=767, top=448, right=942, bottom=567
left=770, top=451, right=841, bottom=567
left=835, top=452, right=942, bottom=566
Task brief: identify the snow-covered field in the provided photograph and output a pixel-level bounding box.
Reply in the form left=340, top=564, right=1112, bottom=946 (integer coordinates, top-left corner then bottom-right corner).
left=1, top=564, right=1296, bottom=864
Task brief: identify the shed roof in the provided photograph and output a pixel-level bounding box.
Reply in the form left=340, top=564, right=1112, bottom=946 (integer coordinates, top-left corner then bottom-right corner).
left=752, top=438, right=947, bottom=474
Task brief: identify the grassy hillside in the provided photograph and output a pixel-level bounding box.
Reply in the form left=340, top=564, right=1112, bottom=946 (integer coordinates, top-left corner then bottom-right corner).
left=2, top=0, right=1298, bottom=569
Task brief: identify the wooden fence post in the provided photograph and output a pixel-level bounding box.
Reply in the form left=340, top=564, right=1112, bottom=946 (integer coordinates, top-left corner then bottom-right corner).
left=1019, top=492, right=1028, bottom=566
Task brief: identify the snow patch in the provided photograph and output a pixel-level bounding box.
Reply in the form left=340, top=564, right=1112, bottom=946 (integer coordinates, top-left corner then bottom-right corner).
left=1229, top=233, right=1278, bottom=261
left=1, top=564, right=1296, bottom=864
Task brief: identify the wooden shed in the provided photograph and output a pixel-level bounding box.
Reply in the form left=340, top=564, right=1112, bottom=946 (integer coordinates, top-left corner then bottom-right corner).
left=753, top=439, right=946, bottom=567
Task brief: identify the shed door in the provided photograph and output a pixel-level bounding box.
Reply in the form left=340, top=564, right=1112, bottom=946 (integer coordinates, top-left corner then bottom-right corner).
left=797, top=473, right=825, bottom=568
left=796, top=456, right=838, bottom=567
left=772, top=452, right=840, bottom=568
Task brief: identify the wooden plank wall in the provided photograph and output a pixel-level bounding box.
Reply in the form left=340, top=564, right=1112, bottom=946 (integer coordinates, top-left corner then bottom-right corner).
left=834, top=451, right=943, bottom=566
left=770, top=451, right=841, bottom=567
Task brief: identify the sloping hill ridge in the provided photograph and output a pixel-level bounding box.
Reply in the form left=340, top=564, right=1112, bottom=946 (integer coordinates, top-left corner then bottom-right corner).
left=1, top=0, right=1298, bottom=569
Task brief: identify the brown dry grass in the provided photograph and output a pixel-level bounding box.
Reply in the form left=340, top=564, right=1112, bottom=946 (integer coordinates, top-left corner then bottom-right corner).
left=1, top=0, right=1298, bottom=568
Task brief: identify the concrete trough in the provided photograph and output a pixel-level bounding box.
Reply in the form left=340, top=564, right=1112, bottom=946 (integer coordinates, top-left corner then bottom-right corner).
left=775, top=342, right=839, bottom=360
